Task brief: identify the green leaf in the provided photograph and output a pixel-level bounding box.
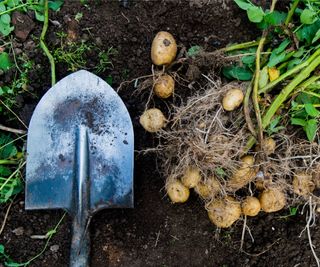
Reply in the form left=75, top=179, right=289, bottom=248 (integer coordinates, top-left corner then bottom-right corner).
left=274, top=39, right=291, bottom=54
left=187, top=45, right=202, bottom=57
left=304, top=119, right=318, bottom=141
left=0, top=22, right=14, bottom=36
left=264, top=11, right=287, bottom=25
left=7, top=0, right=20, bottom=7
left=267, top=115, right=285, bottom=135
left=48, top=0, right=64, bottom=11
left=35, top=10, right=44, bottom=21
left=291, top=117, right=307, bottom=127
left=222, top=66, right=253, bottom=81
left=268, top=51, right=287, bottom=67
left=296, top=20, right=320, bottom=44
left=300, top=8, right=317, bottom=24
left=0, top=244, right=4, bottom=254
left=0, top=166, right=11, bottom=176
left=0, top=52, right=12, bottom=71
left=0, top=4, right=6, bottom=12
left=0, top=134, right=17, bottom=159
left=312, top=29, right=320, bottom=43
left=287, top=58, right=302, bottom=70
left=247, top=6, right=265, bottom=23
left=259, top=66, right=269, bottom=89
left=305, top=103, right=320, bottom=117
left=241, top=55, right=255, bottom=65
left=233, top=0, right=252, bottom=10
left=105, top=75, right=113, bottom=86
left=1, top=14, right=11, bottom=25
left=215, top=167, right=226, bottom=178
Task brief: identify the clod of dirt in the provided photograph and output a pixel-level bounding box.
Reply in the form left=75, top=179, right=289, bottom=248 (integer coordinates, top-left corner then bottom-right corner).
left=12, top=12, right=35, bottom=41
left=12, top=227, right=24, bottom=236
left=50, top=245, right=60, bottom=253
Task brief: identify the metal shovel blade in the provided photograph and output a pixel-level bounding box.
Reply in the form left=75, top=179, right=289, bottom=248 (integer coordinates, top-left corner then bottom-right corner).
left=25, top=70, right=134, bottom=266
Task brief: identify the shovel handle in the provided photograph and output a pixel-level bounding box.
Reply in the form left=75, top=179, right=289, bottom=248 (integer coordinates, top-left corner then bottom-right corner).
left=70, top=126, right=91, bottom=267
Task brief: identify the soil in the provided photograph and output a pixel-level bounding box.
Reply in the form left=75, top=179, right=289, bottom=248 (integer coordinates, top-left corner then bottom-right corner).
left=1, top=0, right=320, bottom=266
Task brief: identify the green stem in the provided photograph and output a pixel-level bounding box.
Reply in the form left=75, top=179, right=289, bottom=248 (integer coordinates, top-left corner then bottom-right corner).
left=243, top=80, right=256, bottom=137
left=0, top=3, right=29, bottom=16
left=0, top=160, right=18, bottom=165
left=40, top=0, right=56, bottom=86
left=303, top=91, right=320, bottom=98
left=259, top=48, right=320, bottom=94
left=285, top=0, right=300, bottom=25
left=221, top=40, right=260, bottom=53
left=262, top=55, right=320, bottom=129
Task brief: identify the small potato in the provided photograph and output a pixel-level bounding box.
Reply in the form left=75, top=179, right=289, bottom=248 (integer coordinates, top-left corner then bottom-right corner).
left=259, top=188, right=286, bottom=213
left=222, top=88, right=244, bottom=111
left=228, top=155, right=256, bottom=191
left=139, top=108, right=166, bottom=133
left=154, top=74, right=175, bottom=99
left=207, top=196, right=241, bottom=228
left=292, top=172, right=315, bottom=196
left=242, top=196, right=261, bottom=216
left=256, top=138, right=276, bottom=155
left=181, top=166, right=201, bottom=188
left=166, top=180, right=190, bottom=203
left=151, top=31, right=177, bottom=66
left=195, top=177, right=221, bottom=199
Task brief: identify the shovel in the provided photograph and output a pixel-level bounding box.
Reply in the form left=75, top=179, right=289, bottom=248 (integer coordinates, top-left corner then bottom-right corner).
left=25, top=70, right=134, bottom=267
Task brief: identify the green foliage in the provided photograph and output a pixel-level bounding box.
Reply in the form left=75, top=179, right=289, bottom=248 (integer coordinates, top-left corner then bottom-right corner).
left=222, top=65, right=253, bottom=80
left=0, top=133, right=23, bottom=204
left=187, top=45, right=202, bottom=57
left=267, top=39, right=291, bottom=67
left=290, top=93, right=320, bottom=142
left=266, top=116, right=285, bottom=136
left=0, top=0, right=63, bottom=36
left=0, top=52, right=12, bottom=71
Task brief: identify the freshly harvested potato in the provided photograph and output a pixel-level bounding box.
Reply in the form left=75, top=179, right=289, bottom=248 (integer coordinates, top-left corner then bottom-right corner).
left=292, top=172, right=315, bottom=196
left=154, top=74, right=175, bottom=99
left=195, top=177, right=221, bottom=199
left=166, top=180, right=190, bottom=203
left=139, top=108, right=166, bottom=133
left=181, top=166, right=201, bottom=188
left=207, top=196, right=241, bottom=228
left=255, top=173, right=272, bottom=191
left=242, top=196, right=261, bottom=216
left=151, top=31, right=177, bottom=66
left=256, top=138, right=276, bottom=155
left=259, top=188, right=286, bottom=213
left=222, top=88, right=244, bottom=111
left=268, top=67, right=280, bottom=82
left=228, top=155, right=257, bottom=191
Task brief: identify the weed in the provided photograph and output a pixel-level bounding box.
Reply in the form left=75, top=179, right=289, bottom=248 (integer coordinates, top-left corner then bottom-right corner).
left=278, top=206, right=299, bottom=220
left=0, top=212, right=66, bottom=266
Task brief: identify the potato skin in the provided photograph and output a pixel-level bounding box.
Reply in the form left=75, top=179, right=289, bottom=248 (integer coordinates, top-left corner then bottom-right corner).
left=181, top=166, right=201, bottom=188
left=207, top=196, right=241, bottom=228
left=154, top=74, right=175, bottom=99
left=292, top=172, right=315, bottom=196
left=195, top=177, right=221, bottom=199
left=242, top=196, right=261, bottom=216
left=222, top=88, right=244, bottom=111
left=139, top=108, right=166, bottom=133
left=228, top=155, right=256, bottom=191
left=166, top=180, right=190, bottom=203
left=151, top=31, right=177, bottom=66
left=259, top=188, right=286, bottom=213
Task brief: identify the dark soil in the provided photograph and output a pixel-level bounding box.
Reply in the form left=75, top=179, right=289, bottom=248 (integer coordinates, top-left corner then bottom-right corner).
left=1, top=0, right=320, bottom=266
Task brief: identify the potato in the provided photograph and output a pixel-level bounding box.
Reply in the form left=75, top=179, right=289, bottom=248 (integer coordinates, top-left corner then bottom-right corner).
left=207, top=196, right=241, bottom=228
left=154, top=74, right=175, bottom=99
left=166, top=180, right=190, bottom=203
left=195, top=177, right=221, bottom=199
left=181, top=166, right=201, bottom=188
left=255, top=173, right=272, bottom=191
left=268, top=67, right=280, bottom=82
left=222, top=88, right=244, bottom=111
left=292, top=172, right=315, bottom=196
left=228, top=155, right=256, bottom=191
left=151, top=31, right=177, bottom=66
left=259, top=188, right=286, bottom=213
left=256, top=138, right=276, bottom=155
left=242, top=196, right=260, bottom=216
left=139, top=108, right=166, bottom=133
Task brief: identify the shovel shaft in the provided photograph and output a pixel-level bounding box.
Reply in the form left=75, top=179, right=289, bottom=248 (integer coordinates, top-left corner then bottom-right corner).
left=70, top=126, right=90, bottom=267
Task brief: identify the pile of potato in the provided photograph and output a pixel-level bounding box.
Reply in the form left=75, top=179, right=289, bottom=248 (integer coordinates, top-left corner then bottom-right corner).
left=138, top=31, right=317, bottom=229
